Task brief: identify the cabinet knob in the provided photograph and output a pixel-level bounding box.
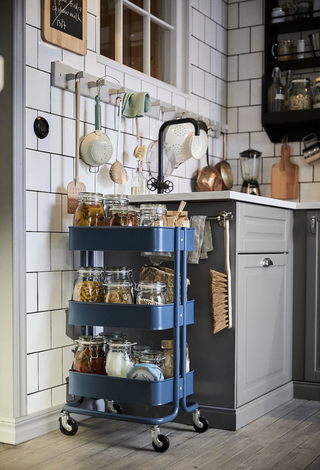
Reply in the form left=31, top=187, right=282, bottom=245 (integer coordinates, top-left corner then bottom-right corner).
left=262, top=258, right=273, bottom=267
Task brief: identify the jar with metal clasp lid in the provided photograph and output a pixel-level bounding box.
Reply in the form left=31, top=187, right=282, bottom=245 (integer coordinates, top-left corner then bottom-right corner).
left=74, top=335, right=106, bottom=374
left=107, top=205, right=128, bottom=226
left=106, top=338, right=136, bottom=377
left=127, top=205, right=139, bottom=226
left=73, top=192, right=106, bottom=226
left=139, top=204, right=157, bottom=226
left=289, top=78, right=313, bottom=110
left=313, top=77, right=320, bottom=108
left=154, top=204, right=168, bottom=226
left=136, top=281, right=168, bottom=305
left=140, top=349, right=165, bottom=371
left=104, top=280, right=134, bottom=304
left=103, top=194, right=129, bottom=224
left=73, top=267, right=104, bottom=302
left=132, top=345, right=152, bottom=363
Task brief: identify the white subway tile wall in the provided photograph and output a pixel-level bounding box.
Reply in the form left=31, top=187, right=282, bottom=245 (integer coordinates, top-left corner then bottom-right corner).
left=24, top=0, right=318, bottom=418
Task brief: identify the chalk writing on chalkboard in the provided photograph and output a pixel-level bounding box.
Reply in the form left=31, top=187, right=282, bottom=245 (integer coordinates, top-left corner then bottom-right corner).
left=50, top=0, right=83, bottom=40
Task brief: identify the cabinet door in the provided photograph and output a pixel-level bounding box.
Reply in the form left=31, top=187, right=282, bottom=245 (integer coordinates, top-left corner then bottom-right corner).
left=305, top=211, right=320, bottom=383
left=237, top=253, right=293, bottom=407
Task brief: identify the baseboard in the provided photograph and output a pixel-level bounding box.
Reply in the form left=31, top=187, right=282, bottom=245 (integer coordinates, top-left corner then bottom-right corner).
left=236, top=382, right=294, bottom=430
left=293, top=381, right=320, bottom=400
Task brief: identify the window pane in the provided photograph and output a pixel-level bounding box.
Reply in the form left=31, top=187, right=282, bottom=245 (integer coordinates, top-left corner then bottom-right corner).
left=123, top=7, right=144, bottom=73
left=128, top=0, right=144, bottom=9
left=100, top=0, right=116, bottom=61
left=151, top=0, right=171, bottom=24
left=151, top=21, right=172, bottom=85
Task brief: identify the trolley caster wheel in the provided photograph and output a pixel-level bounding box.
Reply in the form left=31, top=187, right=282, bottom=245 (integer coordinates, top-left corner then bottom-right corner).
left=193, top=416, right=209, bottom=433
left=59, top=416, right=78, bottom=436
left=152, top=434, right=170, bottom=453
left=112, top=403, right=123, bottom=414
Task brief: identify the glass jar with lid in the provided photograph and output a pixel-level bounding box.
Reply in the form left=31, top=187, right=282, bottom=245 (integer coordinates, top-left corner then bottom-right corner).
left=103, top=194, right=129, bottom=224
left=133, top=345, right=152, bottom=363
left=104, top=280, right=134, bottom=304
left=127, top=206, right=139, bottom=226
left=154, top=204, right=168, bottom=226
left=139, top=204, right=157, bottom=226
left=74, top=335, right=106, bottom=374
left=293, top=0, right=313, bottom=17
left=289, top=78, right=313, bottom=110
left=313, top=77, right=320, bottom=108
left=140, top=349, right=165, bottom=371
left=104, top=266, right=134, bottom=284
left=136, top=281, right=168, bottom=305
left=73, top=192, right=106, bottom=226
left=73, top=267, right=104, bottom=302
left=106, top=338, right=135, bottom=377
left=107, top=205, right=128, bottom=226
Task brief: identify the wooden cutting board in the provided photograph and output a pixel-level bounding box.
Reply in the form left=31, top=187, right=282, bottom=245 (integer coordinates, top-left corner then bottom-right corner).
left=271, top=144, right=299, bottom=200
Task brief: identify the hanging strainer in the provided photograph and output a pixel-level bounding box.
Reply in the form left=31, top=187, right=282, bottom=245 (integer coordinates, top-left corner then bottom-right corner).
left=165, top=121, right=203, bottom=168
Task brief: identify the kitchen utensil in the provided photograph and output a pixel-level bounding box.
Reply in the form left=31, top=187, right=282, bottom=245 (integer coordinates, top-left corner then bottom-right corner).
left=271, top=143, right=299, bottom=199
left=309, top=33, right=320, bottom=57
left=189, top=121, right=208, bottom=160
left=302, top=133, right=320, bottom=165
left=210, top=213, right=232, bottom=333
left=214, top=133, right=233, bottom=190
left=196, top=148, right=223, bottom=192
left=67, top=78, right=86, bottom=214
left=109, top=99, right=129, bottom=185
left=165, top=121, right=202, bottom=168
left=146, top=107, right=175, bottom=177
left=80, top=94, right=113, bottom=168
left=172, top=200, right=187, bottom=226
left=133, top=117, right=146, bottom=161
left=240, top=148, right=262, bottom=195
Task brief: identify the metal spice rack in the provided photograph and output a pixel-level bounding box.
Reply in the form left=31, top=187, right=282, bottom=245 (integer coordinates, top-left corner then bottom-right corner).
left=60, top=226, right=209, bottom=452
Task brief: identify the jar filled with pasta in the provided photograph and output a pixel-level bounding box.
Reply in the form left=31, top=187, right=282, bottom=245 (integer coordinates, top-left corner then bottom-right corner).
left=289, top=78, right=313, bottom=110
left=104, top=280, right=134, bottom=304
left=136, top=281, right=168, bottom=305
left=74, top=336, right=106, bottom=374
left=73, top=267, right=104, bottom=302
left=73, top=192, right=106, bottom=226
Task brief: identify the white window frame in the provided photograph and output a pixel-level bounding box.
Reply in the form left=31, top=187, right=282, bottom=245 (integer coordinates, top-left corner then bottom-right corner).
left=96, top=0, right=191, bottom=97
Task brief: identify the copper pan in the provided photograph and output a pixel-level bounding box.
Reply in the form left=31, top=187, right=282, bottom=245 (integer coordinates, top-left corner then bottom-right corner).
left=196, top=148, right=222, bottom=192
left=214, top=133, right=233, bottom=190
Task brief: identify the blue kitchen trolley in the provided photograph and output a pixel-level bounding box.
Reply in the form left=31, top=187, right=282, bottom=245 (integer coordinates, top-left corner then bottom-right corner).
left=60, top=226, right=209, bottom=452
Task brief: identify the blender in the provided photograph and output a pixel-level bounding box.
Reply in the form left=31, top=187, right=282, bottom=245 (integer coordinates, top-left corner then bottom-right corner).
left=239, top=148, right=261, bottom=195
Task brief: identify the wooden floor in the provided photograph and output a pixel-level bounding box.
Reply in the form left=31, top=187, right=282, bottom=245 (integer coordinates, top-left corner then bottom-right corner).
left=1, top=399, right=320, bottom=470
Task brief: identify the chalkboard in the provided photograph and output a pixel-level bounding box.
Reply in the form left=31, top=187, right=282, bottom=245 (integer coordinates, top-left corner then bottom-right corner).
left=41, top=0, right=87, bottom=56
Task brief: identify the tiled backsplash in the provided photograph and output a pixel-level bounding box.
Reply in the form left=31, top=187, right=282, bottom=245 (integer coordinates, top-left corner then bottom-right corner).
left=24, top=0, right=320, bottom=419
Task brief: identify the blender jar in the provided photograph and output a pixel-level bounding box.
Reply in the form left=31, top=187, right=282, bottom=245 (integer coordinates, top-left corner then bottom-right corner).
left=239, top=149, right=262, bottom=195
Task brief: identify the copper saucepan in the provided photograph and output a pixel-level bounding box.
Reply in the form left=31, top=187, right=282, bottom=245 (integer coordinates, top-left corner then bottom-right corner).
left=196, top=148, right=223, bottom=192
left=214, top=133, right=233, bottom=190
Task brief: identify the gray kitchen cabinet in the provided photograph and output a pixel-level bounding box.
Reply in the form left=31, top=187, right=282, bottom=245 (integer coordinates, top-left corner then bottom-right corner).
left=236, top=203, right=293, bottom=408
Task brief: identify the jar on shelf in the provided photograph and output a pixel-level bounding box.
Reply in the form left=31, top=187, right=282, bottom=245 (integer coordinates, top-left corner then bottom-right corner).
left=74, top=335, right=106, bottom=374
left=289, top=78, right=313, bottom=110
left=103, top=194, right=129, bottom=224
left=108, top=205, right=128, bottom=226
left=313, top=77, right=320, bottom=108
left=293, top=0, right=313, bottom=17
left=271, top=7, right=285, bottom=22
left=139, top=204, right=157, bottom=226
left=133, top=345, right=152, bottom=363
left=136, top=281, right=168, bottom=305
left=140, top=349, right=165, bottom=371
left=73, top=267, right=104, bottom=302
left=106, top=338, right=135, bottom=377
left=73, top=192, right=106, bottom=227
left=104, top=280, right=134, bottom=304
left=104, top=266, right=134, bottom=284
left=161, top=339, right=190, bottom=379
left=154, top=204, right=168, bottom=226
left=127, top=206, right=139, bottom=226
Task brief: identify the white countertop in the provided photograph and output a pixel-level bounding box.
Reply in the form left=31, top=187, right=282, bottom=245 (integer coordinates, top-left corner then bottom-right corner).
left=129, top=191, right=320, bottom=210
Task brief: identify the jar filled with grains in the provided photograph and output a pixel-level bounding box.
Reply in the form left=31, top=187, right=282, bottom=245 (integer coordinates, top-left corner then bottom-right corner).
left=136, top=281, right=168, bottom=305
left=289, top=78, right=313, bottom=110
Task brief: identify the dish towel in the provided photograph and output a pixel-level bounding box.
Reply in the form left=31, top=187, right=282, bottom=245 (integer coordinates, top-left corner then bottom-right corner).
left=187, top=216, right=213, bottom=264
left=121, top=92, right=151, bottom=118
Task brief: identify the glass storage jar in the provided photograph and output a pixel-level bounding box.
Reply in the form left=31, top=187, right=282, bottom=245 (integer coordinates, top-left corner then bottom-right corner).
left=73, top=192, right=106, bottom=226
left=136, top=281, right=168, bottom=305
left=104, top=266, right=134, bottom=284
left=107, top=205, right=128, bottom=226
left=103, top=194, right=129, bottom=223
left=127, top=206, right=139, bottom=226
left=133, top=345, right=152, bottom=363
left=74, top=335, right=106, bottom=374
left=154, top=204, right=168, bottom=226
left=104, top=280, right=134, bottom=304
left=106, top=338, right=135, bottom=377
left=289, top=78, right=313, bottom=110
left=293, top=0, right=313, bottom=17
left=139, top=205, right=157, bottom=226
left=73, top=267, right=104, bottom=302
left=140, top=350, right=165, bottom=371
left=313, top=77, right=320, bottom=108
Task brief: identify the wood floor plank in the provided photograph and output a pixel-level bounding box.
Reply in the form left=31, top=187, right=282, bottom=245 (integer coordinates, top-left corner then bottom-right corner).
left=305, top=455, right=320, bottom=469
